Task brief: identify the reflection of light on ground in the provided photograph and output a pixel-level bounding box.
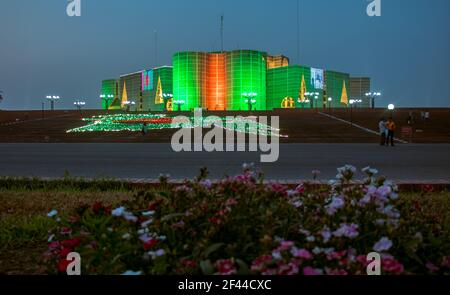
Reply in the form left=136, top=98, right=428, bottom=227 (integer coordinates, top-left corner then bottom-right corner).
left=66, top=114, right=287, bottom=138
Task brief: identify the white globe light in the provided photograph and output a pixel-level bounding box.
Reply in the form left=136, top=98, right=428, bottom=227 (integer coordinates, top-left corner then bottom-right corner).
left=388, top=104, right=395, bottom=110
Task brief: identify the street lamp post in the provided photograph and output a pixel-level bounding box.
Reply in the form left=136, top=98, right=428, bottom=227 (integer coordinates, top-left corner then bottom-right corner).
left=74, top=100, right=86, bottom=111
left=388, top=103, right=395, bottom=118
left=365, top=92, right=381, bottom=109
left=173, top=99, right=186, bottom=112
left=349, top=99, right=355, bottom=126
left=242, top=92, right=258, bottom=112
left=46, top=95, right=60, bottom=111
left=100, top=94, right=114, bottom=110
left=242, top=93, right=257, bottom=112
left=124, top=101, right=136, bottom=112
left=163, top=93, right=173, bottom=111
left=328, top=97, right=333, bottom=113
left=305, top=92, right=319, bottom=109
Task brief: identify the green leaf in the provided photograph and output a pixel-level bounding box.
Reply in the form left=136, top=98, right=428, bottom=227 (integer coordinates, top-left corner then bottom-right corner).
left=236, top=259, right=250, bottom=275
left=200, top=260, right=215, bottom=275
left=203, top=243, right=225, bottom=258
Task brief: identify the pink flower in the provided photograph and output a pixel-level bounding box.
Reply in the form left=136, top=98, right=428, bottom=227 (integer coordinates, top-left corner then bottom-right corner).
left=327, top=250, right=347, bottom=261
left=49, top=241, right=61, bottom=251
left=426, top=262, right=439, bottom=273
left=382, top=258, right=404, bottom=274
left=215, top=259, right=236, bottom=275
left=295, top=184, right=306, bottom=194
left=356, top=255, right=370, bottom=266
left=279, top=240, right=295, bottom=251
left=303, top=266, right=321, bottom=276
left=278, top=263, right=299, bottom=275
left=292, top=248, right=313, bottom=260
left=251, top=255, right=273, bottom=272
left=269, top=183, right=288, bottom=195
left=225, top=198, right=238, bottom=206
left=442, top=257, right=450, bottom=268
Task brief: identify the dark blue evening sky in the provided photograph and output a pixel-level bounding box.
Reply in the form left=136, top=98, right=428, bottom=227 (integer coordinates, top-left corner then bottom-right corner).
left=1, top=0, right=449, bottom=110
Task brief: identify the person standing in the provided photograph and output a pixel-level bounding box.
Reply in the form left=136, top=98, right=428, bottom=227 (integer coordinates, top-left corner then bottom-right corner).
left=379, top=118, right=387, bottom=146
left=386, top=117, right=396, bottom=147
left=141, top=122, right=148, bottom=136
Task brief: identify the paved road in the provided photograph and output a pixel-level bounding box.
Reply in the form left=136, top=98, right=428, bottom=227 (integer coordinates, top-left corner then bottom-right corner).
left=0, top=144, right=449, bottom=182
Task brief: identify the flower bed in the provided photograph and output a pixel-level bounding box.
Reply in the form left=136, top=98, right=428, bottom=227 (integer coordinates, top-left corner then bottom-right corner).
left=44, top=166, right=450, bottom=275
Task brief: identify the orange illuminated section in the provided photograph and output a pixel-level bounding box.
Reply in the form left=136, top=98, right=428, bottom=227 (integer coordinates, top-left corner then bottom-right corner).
left=205, top=53, right=227, bottom=110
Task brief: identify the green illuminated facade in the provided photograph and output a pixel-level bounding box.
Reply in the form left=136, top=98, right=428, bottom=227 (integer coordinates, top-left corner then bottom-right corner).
left=226, top=50, right=267, bottom=111
left=326, top=70, right=350, bottom=108
left=100, top=79, right=118, bottom=110
left=144, top=66, right=173, bottom=112
left=172, top=52, right=206, bottom=111
left=102, top=49, right=364, bottom=111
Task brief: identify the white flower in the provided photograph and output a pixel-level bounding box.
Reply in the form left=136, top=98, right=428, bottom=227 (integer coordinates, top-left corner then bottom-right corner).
left=333, top=223, right=359, bottom=239
left=142, top=211, right=155, bottom=217
left=112, top=207, right=126, bottom=217
left=141, top=219, right=153, bottom=228
left=200, top=180, right=212, bottom=189
left=148, top=249, right=165, bottom=259
left=375, top=219, right=386, bottom=226
left=321, top=227, right=332, bottom=243
left=47, top=210, right=58, bottom=218
left=242, top=163, right=255, bottom=170
left=122, top=270, right=142, bottom=276
left=137, top=229, right=148, bottom=235
left=362, top=166, right=378, bottom=175
left=373, top=237, right=393, bottom=252
left=312, top=247, right=322, bottom=255
left=158, top=235, right=167, bottom=241
left=272, top=251, right=282, bottom=260
left=325, top=196, right=345, bottom=215
left=306, top=236, right=316, bottom=242
left=122, top=233, right=131, bottom=240
left=124, top=213, right=138, bottom=223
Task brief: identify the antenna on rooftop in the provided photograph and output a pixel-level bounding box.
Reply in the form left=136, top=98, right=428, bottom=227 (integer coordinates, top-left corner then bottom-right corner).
left=220, top=14, right=224, bottom=52
left=154, top=30, right=158, bottom=66
left=297, top=0, right=300, bottom=64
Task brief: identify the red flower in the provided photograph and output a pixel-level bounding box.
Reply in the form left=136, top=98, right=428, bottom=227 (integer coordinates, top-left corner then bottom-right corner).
left=278, top=263, right=299, bottom=275
left=59, top=247, right=72, bottom=258
left=382, top=258, right=404, bottom=274
left=225, top=198, right=238, bottom=207
left=61, top=237, right=81, bottom=249
left=215, top=259, right=236, bottom=275
left=92, top=202, right=104, bottom=214
left=143, top=239, right=158, bottom=250
left=48, top=241, right=61, bottom=251
left=208, top=217, right=223, bottom=225
left=180, top=259, right=197, bottom=269
left=57, top=258, right=71, bottom=273
left=251, top=255, right=273, bottom=272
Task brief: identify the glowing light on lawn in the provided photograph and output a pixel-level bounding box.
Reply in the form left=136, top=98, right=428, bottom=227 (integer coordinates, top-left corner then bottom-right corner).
left=66, top=113, right=286, bottom=137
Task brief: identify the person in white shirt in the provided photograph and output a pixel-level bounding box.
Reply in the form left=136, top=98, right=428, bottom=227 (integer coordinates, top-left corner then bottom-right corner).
left=379, top=118, right=387, bottom=146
